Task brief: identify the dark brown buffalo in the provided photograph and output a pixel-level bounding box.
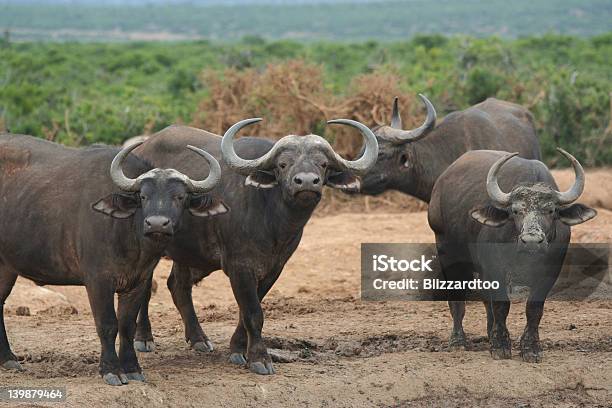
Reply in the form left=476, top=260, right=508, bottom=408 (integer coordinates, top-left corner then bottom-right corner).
left=360, top=95, right=543, bottom=348
left=133, top=119, right=378, bottom=375
left=360, top=96, right=541, bottom=201
left=428, top=149, right=596, bottom=361
left=0, top=135, right=225, bottom=385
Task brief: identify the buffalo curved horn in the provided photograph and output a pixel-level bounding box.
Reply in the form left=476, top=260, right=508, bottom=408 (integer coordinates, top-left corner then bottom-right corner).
left=221, top=118, right=287, bottom=175
left=380, top=94, right=437, bottom=144
left=184, top=145, right=222, bottom=193
left=326, top=119, right=379, bottom=175
left=486, top=152, right=518, bottom=207
left=390, top=97, right=402, bottom=129
left=111, top=141, right=222, bottom=193
left=222, top=118, right=378, bottom=176
left=110, top=141, right=144, bottom=192
left=555, top=147, right=585, bottom=205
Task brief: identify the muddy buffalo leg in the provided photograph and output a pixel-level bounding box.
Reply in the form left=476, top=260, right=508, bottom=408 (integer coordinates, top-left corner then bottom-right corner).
left=489, top=298, right=512, bottom=359
left=117, top=282, right=148, bottom=381
left=167, top=263, right=213, bottom=352
left=520, top=300, right=544, bottom=363
left=0, top=271, right=21, bottom=370
left=228, top=265, right=275, bottom=375
left=448, top=301, right=467, bottom=349
left=520, top=274, right=556, bottom=363
left=86, top=278, right=126, bottom=386
left=134, top=275, right=155, bottom=352
left=229, top=267, right=281, bottom=367
left=228, top=318, right=247, bottom=366
left=484, top=300, right=494, bottom=340
left=438, top=251, right=470, bottom=349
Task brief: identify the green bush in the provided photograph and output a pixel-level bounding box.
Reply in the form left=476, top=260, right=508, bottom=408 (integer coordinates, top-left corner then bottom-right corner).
left=0, top=35, right=610, bottom=166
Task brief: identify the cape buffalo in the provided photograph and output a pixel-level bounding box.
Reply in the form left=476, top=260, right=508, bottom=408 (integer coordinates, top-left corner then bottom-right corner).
left=360, top=95, right=541, bottom=201
left=0, top=135, right=225, bottom=385
left=428, top=149, right=596, bottom=361
left=360, top=95, right=543, bottom=348
left=134, top=119, right=378, bottom=374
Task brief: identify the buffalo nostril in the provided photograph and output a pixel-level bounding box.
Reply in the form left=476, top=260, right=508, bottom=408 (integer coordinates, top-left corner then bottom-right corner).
left=294, top=177, right=303, bottom=185
left=313, top=177, right=320, bottom=185
left=145, top=216, right=171, bottom=231
left=521, top=235, right=545, bottom=244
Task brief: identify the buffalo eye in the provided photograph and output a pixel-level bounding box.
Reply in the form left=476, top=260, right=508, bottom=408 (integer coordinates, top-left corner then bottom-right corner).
left=279, top=162, right=287, bottom=169
left=399, top=154, right=408, bottom=167
left=321, top=162, right=327, bottom=169
left=140, top=194, right=147, bottom=201
left=176, top=194, right=186, bottom=201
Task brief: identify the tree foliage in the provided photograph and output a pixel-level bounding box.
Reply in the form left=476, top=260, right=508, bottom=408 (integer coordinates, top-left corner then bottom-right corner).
left=0, top=34, right=610, bottom=166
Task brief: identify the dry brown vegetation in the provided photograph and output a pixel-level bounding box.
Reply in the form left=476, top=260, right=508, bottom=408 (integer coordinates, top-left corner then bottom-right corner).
left=191, top=60, right=612, bottom=214
left=192, top=60, right=425, bottom=158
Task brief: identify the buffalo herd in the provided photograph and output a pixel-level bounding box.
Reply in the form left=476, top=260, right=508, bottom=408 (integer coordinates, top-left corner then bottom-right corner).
left=0, top=95, right=596, bottom=384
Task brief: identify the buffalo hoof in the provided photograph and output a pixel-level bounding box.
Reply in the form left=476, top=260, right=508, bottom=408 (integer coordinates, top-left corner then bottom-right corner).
left=448, top=333, right=467, bottom=351
left=229, top=353, right=247, bottom=366
left=521, top=350, right=542, bottom=363
left=448, top=338, right=467, bottom=351
left=126, top=372, right=146, bottom=382
left=103, top=373, right=128, bottom=386
left=134, top=340, right=155, bottom=353
left=192, top=340, right=214, bottom=353
left=2, top=360, right=24, bottom=371
left=490, top=348, right=512, bottom=360
left=249, top=361, right=275, bottom=375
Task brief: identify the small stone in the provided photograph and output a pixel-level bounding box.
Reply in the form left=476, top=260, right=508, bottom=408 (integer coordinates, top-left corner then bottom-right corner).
left=298, top=348, right=313, bottom=359
left=15, top=306, right=30, bottom=316
left=323, top=337, right=338, bottom=350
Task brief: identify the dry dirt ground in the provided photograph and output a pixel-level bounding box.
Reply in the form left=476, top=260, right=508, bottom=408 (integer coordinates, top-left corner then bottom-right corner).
left=2, top=172, right=611, bottom=407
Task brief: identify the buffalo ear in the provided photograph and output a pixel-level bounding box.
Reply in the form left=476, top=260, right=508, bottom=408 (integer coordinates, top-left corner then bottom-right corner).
left=245, top=171, right=278, bottom=189
left=92, top=193, right=139, bottom=219
left=470, top=205, right=509, bottom=227
left=188, top=194, right=229, bottom=217
left=326, top=171, right=361, bottom=192
left=559, top=203, right=597, bottom=226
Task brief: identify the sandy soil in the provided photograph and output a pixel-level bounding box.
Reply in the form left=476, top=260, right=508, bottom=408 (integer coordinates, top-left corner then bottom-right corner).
left=2, top=206, right=611, bottom=407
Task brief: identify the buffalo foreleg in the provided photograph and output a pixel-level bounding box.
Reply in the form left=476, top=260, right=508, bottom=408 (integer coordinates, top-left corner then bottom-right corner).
left=520, top=273, right=557, bottom=363
left=117, top=282, right=148, bottom=381
left=489, top=299, right=512, bottom=359
left=0, top=271, right=20, bottom=370
left=86, top=278, right=126, bottom=386
left=484, top=299, right=494, bottom=340
left=229, top=265, right=275, bottom=375
left=448, top=301, right=467, bottom=349
left=229, top=266, right=281, bottom=369
left=520, top=300, right=544, bottom=362
left=167, top=263, right=213, bottom=352
left=134, top=275, right=155, bottom=352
